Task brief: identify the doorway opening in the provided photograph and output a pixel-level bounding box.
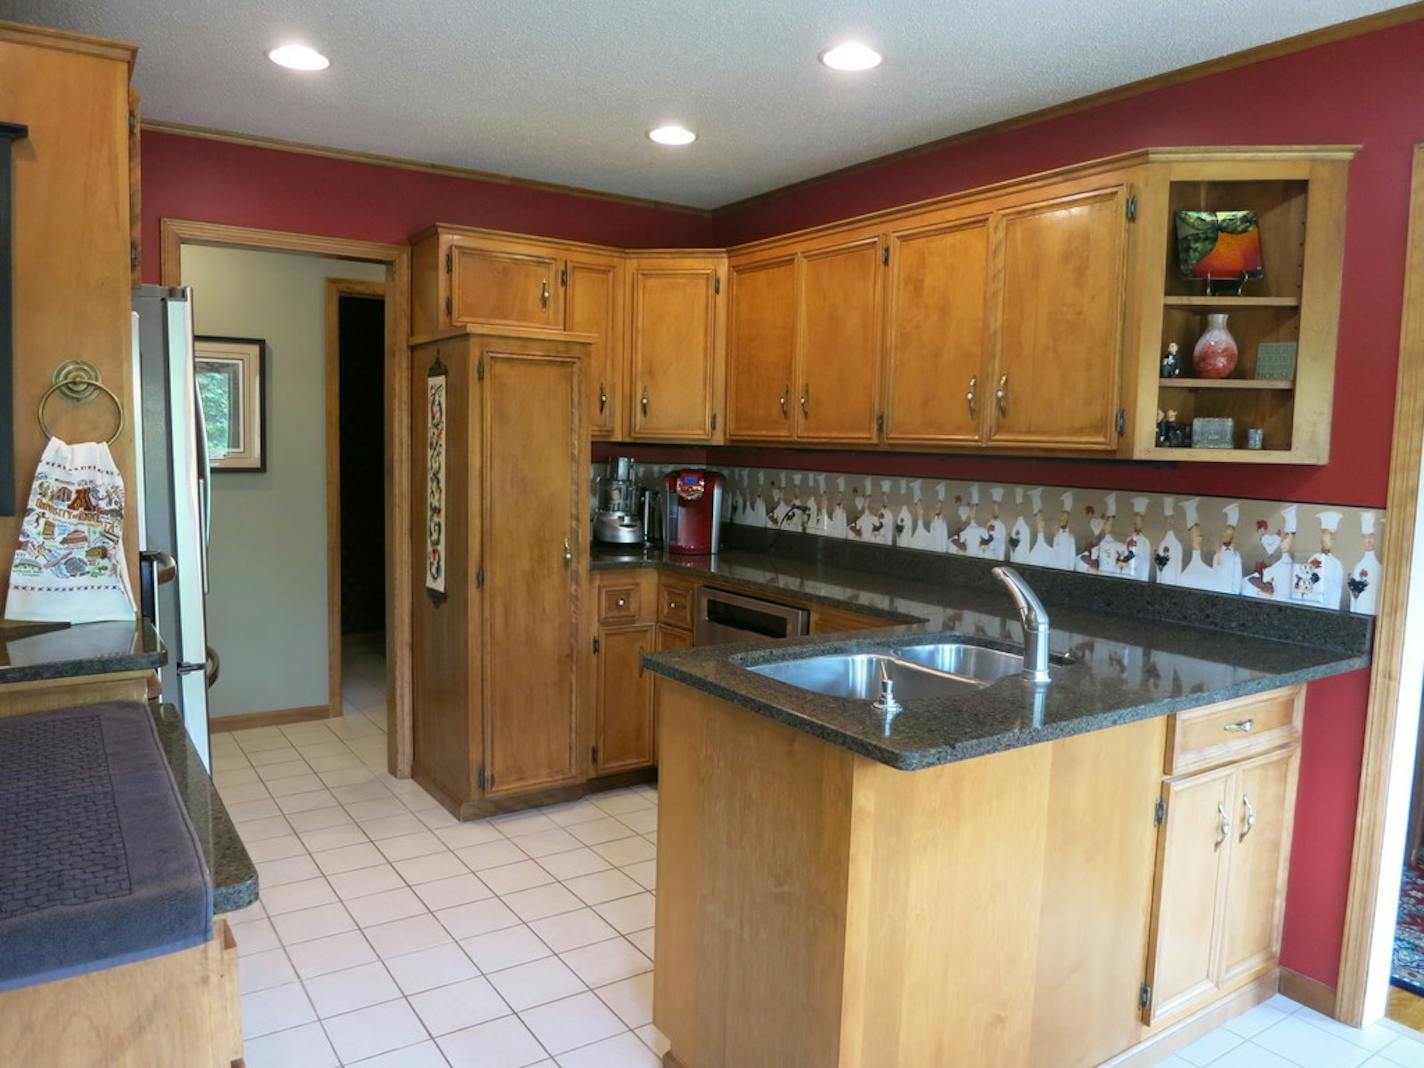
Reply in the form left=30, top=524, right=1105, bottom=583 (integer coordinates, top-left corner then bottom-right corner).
left=327, top=280, right=388, bottom=727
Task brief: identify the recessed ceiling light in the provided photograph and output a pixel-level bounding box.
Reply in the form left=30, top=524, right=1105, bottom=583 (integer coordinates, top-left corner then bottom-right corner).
left=819, top=42, right=882, bottom=72
left=267, top=44, right=330, bottom=71
left=647, top=125, right=696, bottom=146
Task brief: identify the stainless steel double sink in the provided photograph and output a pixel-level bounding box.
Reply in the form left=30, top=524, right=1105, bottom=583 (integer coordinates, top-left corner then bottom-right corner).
left=745, top=641, right=1055, bottom=701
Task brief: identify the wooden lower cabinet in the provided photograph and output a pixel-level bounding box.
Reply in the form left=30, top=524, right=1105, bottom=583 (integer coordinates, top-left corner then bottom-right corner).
left=594, top=623, right=656, bottom=775
left=808, top=605, right=887, bottom=635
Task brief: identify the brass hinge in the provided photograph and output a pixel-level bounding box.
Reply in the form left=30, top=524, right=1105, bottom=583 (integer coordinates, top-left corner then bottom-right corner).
left=130, top=242, right=140, bottom=269
left=1139, top=983, right=1151, bottom=1011
left=560, top=266, right=568, bottom=287
left=1126, top=194, right=1138, bottom=222
left=592, top=636, right=600, bottom=654
left=128, top=111, right=138, bottom=137
left=714, top=274, right=721, bottom=295
left=477, top=768, right=486, bottom=791
left=882, top=246, right=890, bottom=266
left=876, top=412, right=885, bottom=435
left=445, top=250, right=452, bottom=272
left=1153, top=798, right=1166, bottom=828
left=476, top=357, right=485, bottom=380
left=475, top=567, right=484, bottom=589
left=1115, top=409, right=1126, bottom=435
left=445, top=295, right=452, bottom=316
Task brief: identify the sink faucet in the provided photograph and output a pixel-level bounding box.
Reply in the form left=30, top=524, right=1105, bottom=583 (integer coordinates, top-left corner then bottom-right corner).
left=991, top=566, right=1052, bottom=685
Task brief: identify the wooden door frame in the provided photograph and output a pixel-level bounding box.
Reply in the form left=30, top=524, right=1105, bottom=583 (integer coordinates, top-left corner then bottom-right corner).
left=324, top=278, right=388, bottom=727
left=160, top=219, right=415, bottom=777
left=1336, top=144, right=1424, bottom=1024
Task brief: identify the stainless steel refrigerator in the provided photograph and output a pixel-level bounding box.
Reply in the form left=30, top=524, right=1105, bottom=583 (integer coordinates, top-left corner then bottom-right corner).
left=131, top=285, right=215, bottom=768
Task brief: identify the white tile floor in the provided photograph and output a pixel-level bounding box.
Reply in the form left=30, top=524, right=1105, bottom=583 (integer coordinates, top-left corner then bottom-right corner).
left=216, top=640, right=1424, bottom=1067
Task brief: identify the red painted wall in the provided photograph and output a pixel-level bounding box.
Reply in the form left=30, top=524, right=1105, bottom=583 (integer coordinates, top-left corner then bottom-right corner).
left=140, top=20, right=1419, bottom=991
left=137, top=130, right=717, bottom=287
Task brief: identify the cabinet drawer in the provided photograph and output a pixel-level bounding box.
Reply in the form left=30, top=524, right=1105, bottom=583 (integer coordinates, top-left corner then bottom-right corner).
left=599, top=583, right=642, bottom=624
left=1166, top=687, right=1303, bottom=775
left=659, top=578, right=696, bottom=630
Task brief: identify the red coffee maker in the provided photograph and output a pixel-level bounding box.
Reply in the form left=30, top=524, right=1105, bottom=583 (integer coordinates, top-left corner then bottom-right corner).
left=663, top=469, right=724, bottom=554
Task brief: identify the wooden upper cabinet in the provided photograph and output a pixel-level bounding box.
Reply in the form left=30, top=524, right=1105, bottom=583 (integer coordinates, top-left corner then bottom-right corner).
left=985, top=185, right=1129, bottom=451
left=565, top=253, right=624, bottom=439
left=727, top=255, right=798, bottom=442
left=883, top=217, right=991, bottom=446
left=450, top=242, right=563, bottom=331
left=627, top=255, right=725, bottom=442
left=795, top=236, right=883, bottom=444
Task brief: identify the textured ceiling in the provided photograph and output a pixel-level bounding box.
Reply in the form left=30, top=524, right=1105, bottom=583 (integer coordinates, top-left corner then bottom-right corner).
left=0, top=0, right=1401, bottom=208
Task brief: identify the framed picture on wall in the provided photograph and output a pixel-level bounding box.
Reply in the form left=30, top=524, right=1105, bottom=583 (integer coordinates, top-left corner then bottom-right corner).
left=195, top=336, right=266, bottom=471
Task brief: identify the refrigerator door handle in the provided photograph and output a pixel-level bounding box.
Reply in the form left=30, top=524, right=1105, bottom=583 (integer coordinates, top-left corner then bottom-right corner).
left=176, top=645, right=219, bottom=687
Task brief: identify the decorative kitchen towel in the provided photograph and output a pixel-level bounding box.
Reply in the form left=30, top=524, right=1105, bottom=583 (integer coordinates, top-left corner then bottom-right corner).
left=5, top=437, right=135, bottom=623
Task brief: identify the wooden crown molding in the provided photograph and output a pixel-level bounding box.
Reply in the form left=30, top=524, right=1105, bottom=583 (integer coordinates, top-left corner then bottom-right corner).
left=141, top=119, right=711, bottom=218
left=0, top=18, right=137, bottom=69
left=711, top=3, right=1422, bottom=217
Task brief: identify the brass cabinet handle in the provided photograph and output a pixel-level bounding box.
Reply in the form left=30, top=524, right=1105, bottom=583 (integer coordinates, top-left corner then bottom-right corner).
left=995, top=373, right=1009, bottom=417
left=563, top=539, right=572, bottom=565
left=541, top=279, right=551, bottom=308
left=1241, top=794, right=1256, bottom=839
left=1215, top=802, right=1229, bottom=850
left=1223, top=719, right=1254, bottom=734
left=800, top=384, right=810, bottom=418
left=598, top=383, right=607, bottom=413
left=641, top=386, right=649, bottom=416
left=779, top=386, right=789, bottom=418
left=966, top=375, right=978, bottom=418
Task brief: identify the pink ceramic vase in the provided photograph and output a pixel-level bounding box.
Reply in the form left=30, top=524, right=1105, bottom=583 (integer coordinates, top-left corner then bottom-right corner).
left=1192, top=313, right=1239, bottom=378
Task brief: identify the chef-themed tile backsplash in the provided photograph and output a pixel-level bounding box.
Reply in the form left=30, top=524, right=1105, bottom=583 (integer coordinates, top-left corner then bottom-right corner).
left=600, top=463, right=1384, bottom=618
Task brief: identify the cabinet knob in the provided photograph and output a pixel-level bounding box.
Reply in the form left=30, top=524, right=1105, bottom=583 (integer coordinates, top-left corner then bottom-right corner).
left=799, top=384, right=810, bottom=418
left=995, top=373, right=1009, bottom=417
left=616, top=598, right=627, bottom=608
left=1215, top=801, right=1229, bottom=850
left=563, top=539, right=572, bottom=565
left=598, top=383, right=607, bottom=413
left=1240, top=794, right=1256, bottom=839
left=966, top=375, right=978, bottom=418
left=641, top=386, right=649, bottom=416
left=779, top=386, right=789, bottom=418
left=1222, top=718, right=1254, bottom=734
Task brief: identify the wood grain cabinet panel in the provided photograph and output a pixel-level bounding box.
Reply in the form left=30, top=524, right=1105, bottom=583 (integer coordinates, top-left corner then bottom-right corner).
left=627, top=256, right=725, bottom=442
left=883, top=217, right=992, bottom=446
left=985, top=185, right=1129, bottom=451
left=795, top=236, right=884, bottom=444
left=450, top=244, right=562, bottom=330
left=726, top=255, right=798, bottom=442
left=565, top=254, right=624, bottom=438
left=594, top=623, right=657, bottom=774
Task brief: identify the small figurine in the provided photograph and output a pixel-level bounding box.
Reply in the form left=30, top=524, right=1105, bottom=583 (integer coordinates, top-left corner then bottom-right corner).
left=1160, top=341, right=1183, bottom=378
left=1156, top=408, right=1191, bottom=448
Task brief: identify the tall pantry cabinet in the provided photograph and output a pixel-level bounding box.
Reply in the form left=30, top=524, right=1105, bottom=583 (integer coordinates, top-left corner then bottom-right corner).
left=410, top=326, right=592, bottom=816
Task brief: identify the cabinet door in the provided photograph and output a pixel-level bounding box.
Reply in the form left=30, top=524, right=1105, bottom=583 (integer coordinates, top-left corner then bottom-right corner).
left=883, top=217, right=991, bottom=446
left=450, top=243, right=562, bottom=330
left=594, top=623, right=657, bottom=774
left=985, top=186, right=1128, bottom=450
left=481, top=350, right=582, bottom=797
left=1142, top=765, right=1235, bottom=1025
left=628, top=260, right=722, bottom=441
left=566, top=255, right=623, bottom=439
left=1220, top=746, right=1299, bottom=987
left=795, top=237, right=883, bottom=444
left=727, top=255, right=797, bottom=442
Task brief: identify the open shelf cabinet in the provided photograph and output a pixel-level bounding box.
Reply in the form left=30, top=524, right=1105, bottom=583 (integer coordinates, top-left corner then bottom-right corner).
left=1127, top=149, right=1355, bottom=464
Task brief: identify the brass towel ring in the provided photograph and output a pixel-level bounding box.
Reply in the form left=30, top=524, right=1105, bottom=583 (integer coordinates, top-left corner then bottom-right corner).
left=36, top=361, right=125, bottom=445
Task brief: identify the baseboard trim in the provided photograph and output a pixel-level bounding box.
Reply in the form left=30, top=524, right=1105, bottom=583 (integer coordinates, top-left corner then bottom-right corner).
left=1101, top=970, right=1278, bottom=1068
left=1279, top=966, right=1338, bottom=1016
left=210, top=704, right=332, bottom=732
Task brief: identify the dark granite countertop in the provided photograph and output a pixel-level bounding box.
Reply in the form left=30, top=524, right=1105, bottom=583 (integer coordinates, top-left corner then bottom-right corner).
left=627, top=532, right=1371, bottom=771
left=151, top=704, right=257, bottom=914
left=0, top=620, right=166, bottom=686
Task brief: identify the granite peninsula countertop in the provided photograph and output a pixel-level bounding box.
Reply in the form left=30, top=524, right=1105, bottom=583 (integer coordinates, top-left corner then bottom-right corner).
left=0, top=619, right=166, bottom=686
left=615, top=538, right=1371, bottom=771
left=151, top=703, right=257, bottom=914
